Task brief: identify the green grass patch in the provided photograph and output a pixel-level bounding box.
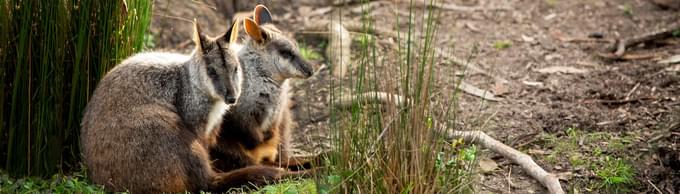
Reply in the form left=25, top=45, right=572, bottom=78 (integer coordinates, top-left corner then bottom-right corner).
left=0, top=170, right=105, bottom=193
left=298, top=43, right=324, bottom=61
left=538, top=128, right=638, bottom=192
left=595, top=157, right=635, bottom=192
left=544, top=0, right=558, bottom=7
left=620, top=4, right=634, bottom=16
left=252, top=179, right=316, bottom=194
left=493, top=40, right=512, bottom=50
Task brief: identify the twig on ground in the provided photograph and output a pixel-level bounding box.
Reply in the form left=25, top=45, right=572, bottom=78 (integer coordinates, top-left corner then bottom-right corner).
left=647, top=179, right=664, bottom=194
left=583, top=97, right=655, bottom=105
left=606, top=20, right=680, bottom=57
left=625, top=82, right=640, bottom=100
left=407, top=0, right=510, bottom=12
left=559, top=37, right=613, bottom=44
left=302, top=20, right=398, bottom=38
left=459, top=82, right=502, bottom=101
left=648, top=121, right=680, bottom=143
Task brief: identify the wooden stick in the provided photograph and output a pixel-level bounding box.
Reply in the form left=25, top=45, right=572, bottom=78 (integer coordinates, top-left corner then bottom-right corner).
left=608, top=20, right=680, bottom=57
left=334, top=92, right=409, bottom=109
left=444, top=129, right=565, bottom=194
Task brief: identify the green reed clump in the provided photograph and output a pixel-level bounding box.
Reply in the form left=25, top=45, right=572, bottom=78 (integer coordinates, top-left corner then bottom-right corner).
left=0, top=0, right=152, bottom=177
left=321, top=0, right=476, bottom=193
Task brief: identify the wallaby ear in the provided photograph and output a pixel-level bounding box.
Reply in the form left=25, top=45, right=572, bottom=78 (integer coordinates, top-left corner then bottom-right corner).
left=193, top=19, right=209, bottom=52
left=253, top=4, right=272, bottom=25
left=244, top=18, right=265, bottom=43
left=228, top=17, right=240, bottom=43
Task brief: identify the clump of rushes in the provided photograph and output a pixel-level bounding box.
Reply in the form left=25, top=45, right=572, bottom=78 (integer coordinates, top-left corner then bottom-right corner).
left=321, top=0, right=476, bottom=193
left=0, top=0, right=152, bottom=177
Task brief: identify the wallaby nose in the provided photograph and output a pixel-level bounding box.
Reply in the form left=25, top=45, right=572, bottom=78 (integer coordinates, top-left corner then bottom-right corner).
left=300, top=61, right=314, bottom=78
left=226, top=96, right=237, bottom=104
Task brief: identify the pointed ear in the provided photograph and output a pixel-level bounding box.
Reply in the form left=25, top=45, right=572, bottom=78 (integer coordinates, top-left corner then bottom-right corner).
left=228, top=17, right=240, bottom=43
left=216, top=18, right=240, bottom=44
left=253, top=4, right=272, bottom=25
left=193, top=19, right=208, bottom=52
left=244, top=18, right=265, bottom=43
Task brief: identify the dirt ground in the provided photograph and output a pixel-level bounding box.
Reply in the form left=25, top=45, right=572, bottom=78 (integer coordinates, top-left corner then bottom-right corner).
left=151, top=0, right=680, bottom=193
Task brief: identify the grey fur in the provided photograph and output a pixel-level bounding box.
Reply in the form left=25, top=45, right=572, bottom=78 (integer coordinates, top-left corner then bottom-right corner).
left=80, top=22, right=249, bottom=193
left=213, top=17, right=314, bottom=170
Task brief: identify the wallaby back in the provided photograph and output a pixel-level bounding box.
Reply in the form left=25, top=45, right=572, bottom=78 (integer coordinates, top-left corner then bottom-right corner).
left=80, top=20, right=284, bottom=193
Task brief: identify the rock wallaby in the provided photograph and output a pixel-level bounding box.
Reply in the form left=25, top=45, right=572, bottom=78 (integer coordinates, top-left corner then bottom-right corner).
left=211, top=5, right=315, bottom=172
left=80, top=20, right=289, bottom=193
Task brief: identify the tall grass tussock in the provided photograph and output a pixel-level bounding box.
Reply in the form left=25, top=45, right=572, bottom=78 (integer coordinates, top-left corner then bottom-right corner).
left=0, top=0, right=152, bottom=177
left=321, top=0, right=477, bottom=193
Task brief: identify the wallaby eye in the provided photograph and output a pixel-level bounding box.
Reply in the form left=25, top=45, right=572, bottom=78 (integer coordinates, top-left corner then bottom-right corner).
left=208, top=67, right=218, bottom=78
left=279, top=50, right=294, bottom=60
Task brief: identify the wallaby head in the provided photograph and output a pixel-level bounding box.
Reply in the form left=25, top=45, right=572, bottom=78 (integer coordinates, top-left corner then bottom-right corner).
left=242, top=5, right=314, bottom=82
left=191, top=19, right=243, bottom=104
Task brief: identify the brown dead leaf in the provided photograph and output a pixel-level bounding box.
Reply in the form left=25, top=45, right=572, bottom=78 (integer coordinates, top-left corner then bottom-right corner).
left=479, top=158, right=499, bottom=173
left=492, top=82, right=509, bottom=96
left=556, top=172, right=573, bottom=181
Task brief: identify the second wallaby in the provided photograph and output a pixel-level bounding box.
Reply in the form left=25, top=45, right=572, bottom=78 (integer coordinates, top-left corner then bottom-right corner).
left=211, top=5, right=315, bottom=172
left=80, top=20, right=291, bottom=193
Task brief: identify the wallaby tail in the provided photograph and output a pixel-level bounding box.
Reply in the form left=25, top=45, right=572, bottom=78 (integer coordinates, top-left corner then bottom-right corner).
left=208, top=165, right=312, bottom=192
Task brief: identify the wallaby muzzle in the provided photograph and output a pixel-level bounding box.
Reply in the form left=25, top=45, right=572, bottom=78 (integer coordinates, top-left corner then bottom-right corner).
left=295, top=58, right=314, bottom=78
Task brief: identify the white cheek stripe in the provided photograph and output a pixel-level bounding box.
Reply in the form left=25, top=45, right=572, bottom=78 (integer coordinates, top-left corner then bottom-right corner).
left=205, top=101, right=228, bottom=136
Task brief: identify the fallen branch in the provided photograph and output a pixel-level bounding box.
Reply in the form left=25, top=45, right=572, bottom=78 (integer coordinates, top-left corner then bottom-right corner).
left=302, top=20, right=398, bottom=38
left=444, top=129, right=565, bottom=194
left=607, top=20, right=680, bottom=57
left=302, top=19, right=508, bottom=84
left=408, top=0, right=510, bottom=12
left=333, top=92, right=564, bottom=193
left=333, top=92, right=409, bottom=109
